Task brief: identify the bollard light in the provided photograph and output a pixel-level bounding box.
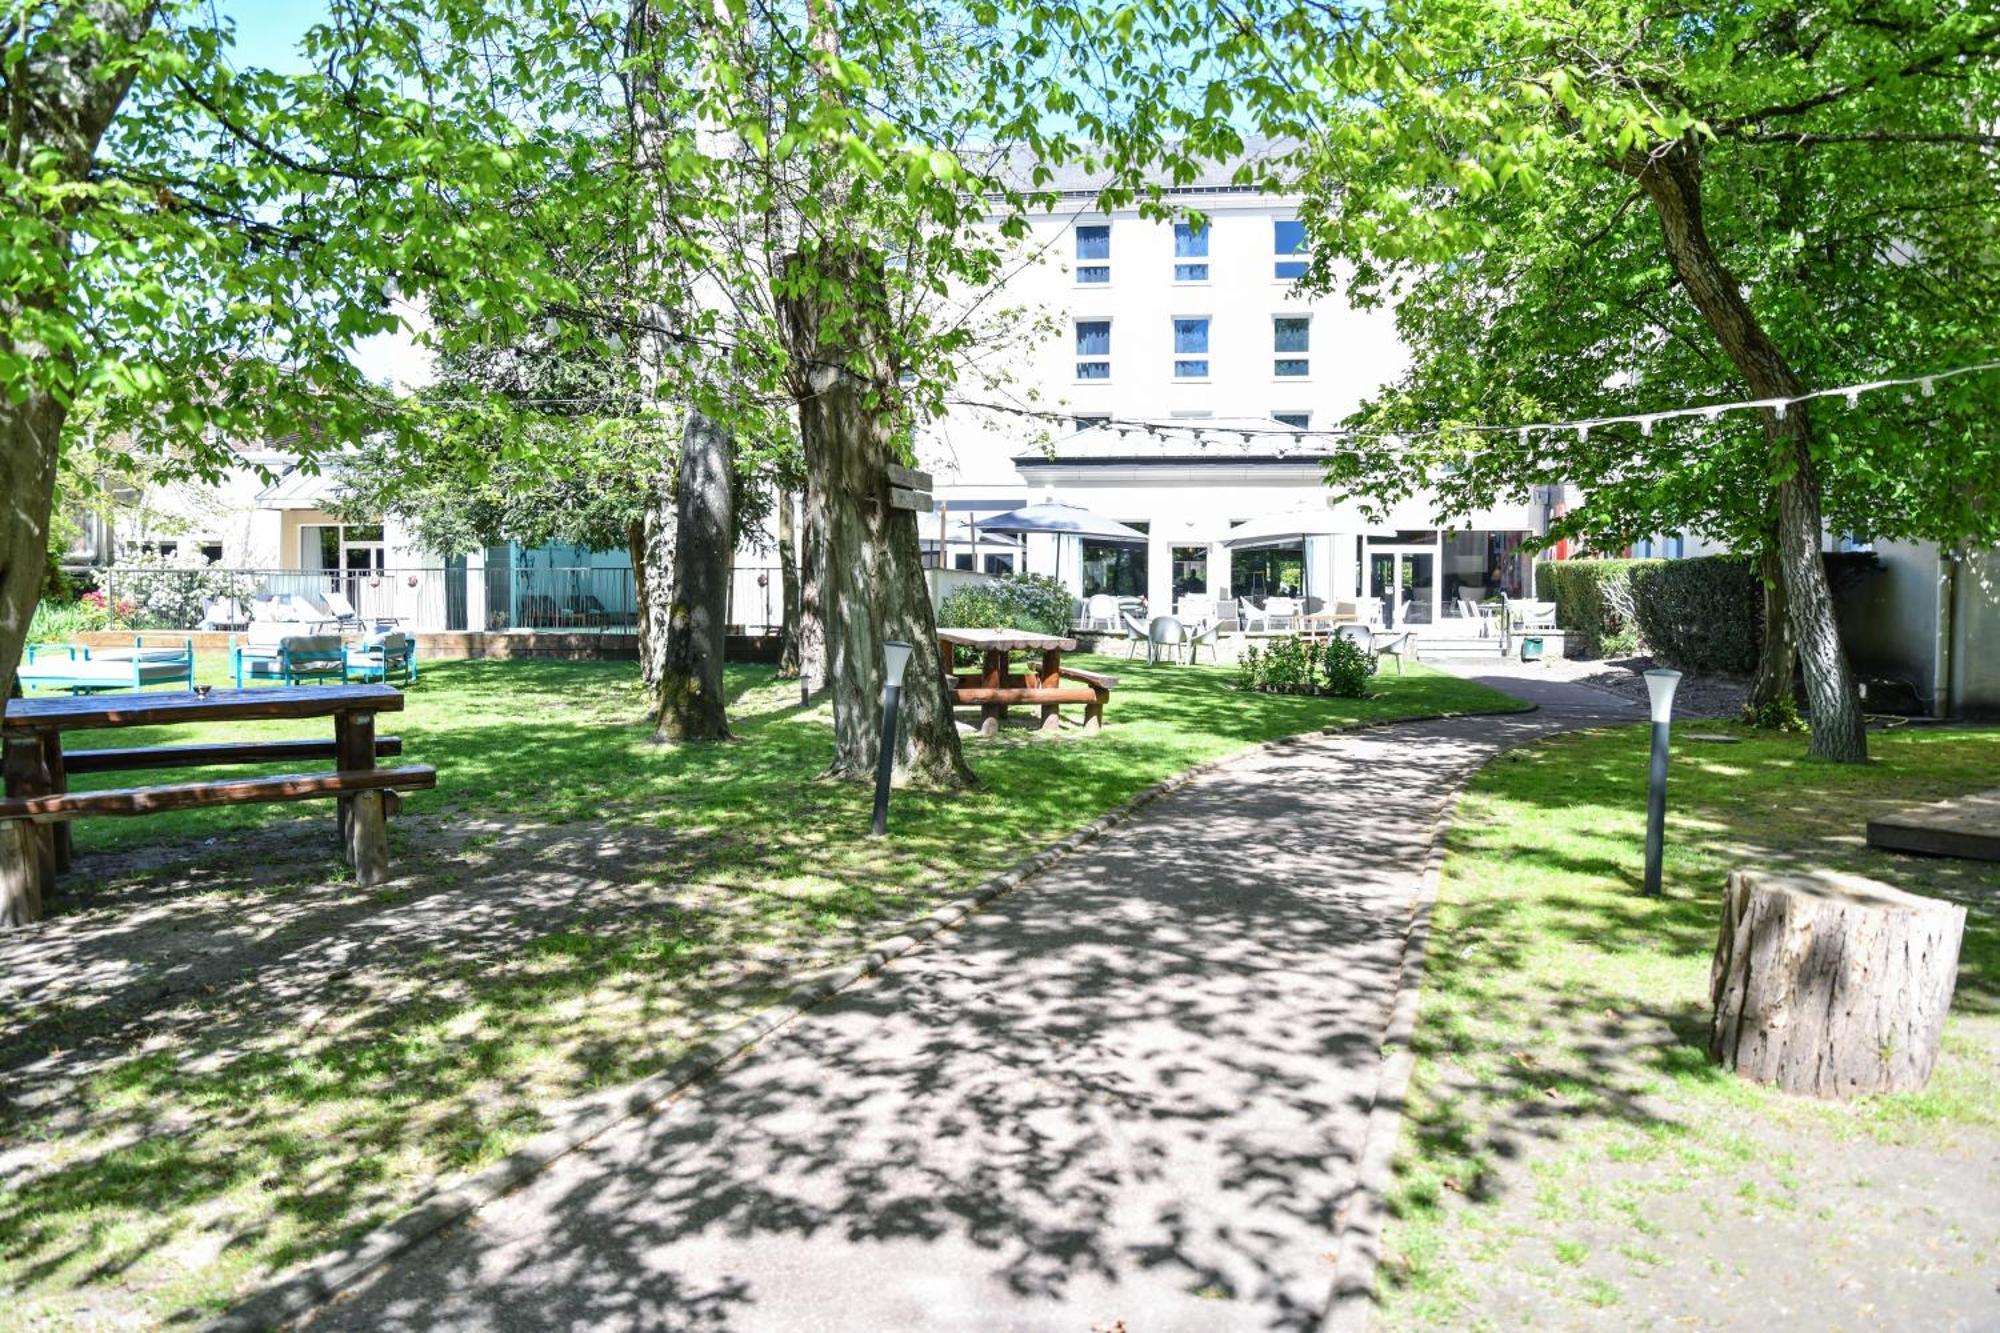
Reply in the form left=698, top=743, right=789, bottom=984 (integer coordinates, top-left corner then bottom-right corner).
left=871, top=640, right=914, bottom=836
left=1642, top=668, right=1681, bottom=897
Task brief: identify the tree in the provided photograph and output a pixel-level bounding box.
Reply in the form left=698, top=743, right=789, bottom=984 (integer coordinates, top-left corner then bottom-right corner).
left=0, top=1, right=579, bottom=923
left=1112, top=0, right=2000, bottom=760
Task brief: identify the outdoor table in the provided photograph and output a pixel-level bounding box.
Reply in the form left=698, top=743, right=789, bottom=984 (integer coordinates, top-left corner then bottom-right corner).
left=1, top=684, right=407, bottom=876
left=936, top=627, right=1111, bottom=734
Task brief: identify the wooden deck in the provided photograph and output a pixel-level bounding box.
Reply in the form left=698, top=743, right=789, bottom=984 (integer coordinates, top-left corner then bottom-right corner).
left=1866, top=787, right=2000, bottom=863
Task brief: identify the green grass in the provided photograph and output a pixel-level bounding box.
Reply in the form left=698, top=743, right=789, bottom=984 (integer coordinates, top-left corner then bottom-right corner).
left=0, top=652, right=1523, bottom=1329
left=1377, top=721, right=2000, bottom=1327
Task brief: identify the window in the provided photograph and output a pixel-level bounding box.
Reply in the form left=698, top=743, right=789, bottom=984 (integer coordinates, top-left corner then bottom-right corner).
left=1273, top=411, right=1310, bottom=429
left=1173, top=222, right=1209, bottom=282
left=1172, top=545, right=1208, bottom=598
left=1071, top=412, right=1112, bottom=433
left=1075, top=224, right=1110, bottom=284
left=1274, top=219, right=1307, bottom=280
left=1173, top=317, right=1210, bottom=379
left=982, top=553, right=1015, bottom=576
left=1075, top=319, right=1111, bottom=380
left=953, top=552, right=976, bottom=571
left=1274, top=316, right=1311, bottom=377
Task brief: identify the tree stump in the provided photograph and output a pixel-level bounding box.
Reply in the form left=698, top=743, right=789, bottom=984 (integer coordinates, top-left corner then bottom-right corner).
left=1710, top=868, right=1965, bottom=1098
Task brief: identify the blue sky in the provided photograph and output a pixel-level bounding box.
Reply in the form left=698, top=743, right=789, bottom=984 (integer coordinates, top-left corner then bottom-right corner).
left=212, top=1, right=322, bottom=74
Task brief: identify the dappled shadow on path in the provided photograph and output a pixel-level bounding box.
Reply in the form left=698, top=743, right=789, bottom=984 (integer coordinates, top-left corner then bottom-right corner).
left=306, top=720, right=1558, bottom=1333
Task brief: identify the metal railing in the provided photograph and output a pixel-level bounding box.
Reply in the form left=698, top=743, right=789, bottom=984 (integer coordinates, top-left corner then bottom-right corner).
left=70, top=563, right=787, bottom=636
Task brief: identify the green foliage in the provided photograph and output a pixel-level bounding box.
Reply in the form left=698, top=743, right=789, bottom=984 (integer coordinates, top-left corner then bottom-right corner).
left=1626, top=558, right=1761, bottom=676
left=1323, top=634, right=1377, bottom=698
left=1236, top=633, right=1377, bottom=695
left=1538, top=560, right=1656, bottom=659
left=937, top=574, right=1075, bottom=642
left=108, top=552, right=257, bottom=631
left=1743, top=695, right=1807, bottom=732
left=27, top=597, right=109, bottom=643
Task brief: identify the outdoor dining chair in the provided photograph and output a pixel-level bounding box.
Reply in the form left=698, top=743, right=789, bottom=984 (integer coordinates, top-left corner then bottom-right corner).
left=1121, top=611, right=1152, bottom=659
left=1263, top=596, right=1299, bottom=631
left=1146, top=615, right=1188, bottom=666
left=1238, top=599, right=1268, bottom=633
left=1186, top=620, right=1222, bottom=664
left=1085, top=593, right=1121, bottom=632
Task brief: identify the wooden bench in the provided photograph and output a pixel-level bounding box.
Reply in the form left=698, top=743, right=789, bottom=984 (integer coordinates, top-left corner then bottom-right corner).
left=0, top=766, right=436, bottom=886
left=63, top=736, right=403, bottom=775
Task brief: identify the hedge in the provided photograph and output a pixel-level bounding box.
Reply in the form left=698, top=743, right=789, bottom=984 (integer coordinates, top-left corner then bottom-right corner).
left=1539, top=555, right=1761, bottom=671
left=936, top=572, right=1074, bottom=639
left=1536, top=558, right=1656, bottom=657
left=1626, top=557, right=1761, bottom=675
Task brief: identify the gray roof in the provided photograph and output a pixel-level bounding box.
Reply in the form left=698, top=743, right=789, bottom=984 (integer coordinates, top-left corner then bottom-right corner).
left=978, top=135, right=1303, bottom=199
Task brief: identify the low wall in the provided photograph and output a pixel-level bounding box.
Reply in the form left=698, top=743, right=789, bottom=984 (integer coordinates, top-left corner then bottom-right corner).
left=65, top=630, right=787, bottom=666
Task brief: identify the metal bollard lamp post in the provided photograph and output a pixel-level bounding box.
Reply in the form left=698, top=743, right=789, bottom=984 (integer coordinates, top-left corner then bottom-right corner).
left=1642, top=668, right=1681, bottom=897
left=871, top=640, right=913, bottom=836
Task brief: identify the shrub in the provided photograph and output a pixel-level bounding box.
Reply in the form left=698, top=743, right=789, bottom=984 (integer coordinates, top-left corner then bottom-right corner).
left=1627, top=556, right=1760, bottom=675
left=110, top=551, right=257, bottom=630
left=1236, top=633, right=1376, bottom=696
left=1536, top=558, right=1657, bottom=658
left=1322, top=633, right=1377, bottom=697
left=937, top=573, right=1075, bottom=665
left=28, top=596, right=110, bottom=642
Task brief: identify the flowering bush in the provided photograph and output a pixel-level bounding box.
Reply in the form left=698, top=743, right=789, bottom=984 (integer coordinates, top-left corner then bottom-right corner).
left=107, top=552, right=256, bottom=629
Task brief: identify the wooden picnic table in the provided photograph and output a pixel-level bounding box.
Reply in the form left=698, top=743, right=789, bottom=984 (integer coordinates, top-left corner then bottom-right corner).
left=936, top=627, right=1115, bottom=735
left=0, top=684, right=433, bottom=913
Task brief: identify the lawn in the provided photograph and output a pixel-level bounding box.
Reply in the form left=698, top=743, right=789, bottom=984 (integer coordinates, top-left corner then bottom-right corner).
left=0, top=652, right=1523, bottom=1329
left=1378, top=722, right=2000, bottom=1328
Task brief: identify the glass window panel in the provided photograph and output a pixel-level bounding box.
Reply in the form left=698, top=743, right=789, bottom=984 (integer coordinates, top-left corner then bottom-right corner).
left=1274, top=359, right=1311, bottom=377
left=1076, top=361, right=1110, bottom=380
left=1174, top=359, right=1209, bottom=379
left=1076, top=224, right=1110, bottom=260
left=1077, top=266, right=1111, bottom=284
left=1273, top=412, right=1310, bottom=428
left=346, top=523, right=384, bottom=543
left=1174, top=223, right=1208, bottom=257
left=1273, top=317, right=1311, bottom=352
left=1173, top=318, right=1209, bottom=353
left=1274, top=259, right=1309, bottom=280
left=1076, top=320, right=1110, bottom=355
left=1274, top=219, right=1305, bottom=255
left=1174, top=262, right=1210, bottom=282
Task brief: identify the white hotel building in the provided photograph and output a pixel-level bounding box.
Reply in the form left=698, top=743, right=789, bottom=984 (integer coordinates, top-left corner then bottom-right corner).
left=916, top=154, right=1550, bottom=628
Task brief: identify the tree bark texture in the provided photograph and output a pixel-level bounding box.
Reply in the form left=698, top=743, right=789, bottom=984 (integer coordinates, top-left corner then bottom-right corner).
left=635, top=474, right=677, bottom=690
left=1625, top=139, right=1867, bottom=761
left=654, top=408, right=734, bottom=741
left=778, top=247, right=970, bottom=787
left=797, top=476, right=827, bottom=694
left=776, top=485, right=803, bottom=678
left=1710, top=868, right=1965, bottom=1098
left=1746, top=540, right=1798, bottom=719
left=1, top=5, right=154, bottom=926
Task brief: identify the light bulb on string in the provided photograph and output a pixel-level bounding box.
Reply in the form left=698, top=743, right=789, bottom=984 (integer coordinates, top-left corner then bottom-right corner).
left=1638, top=416, right=1656, bottom=437
left=1921, top=377, right=1936, bottom=397
left=1845, top=390, right=1861, bottom=409
left=1774, top=400, right=1789, bottom=420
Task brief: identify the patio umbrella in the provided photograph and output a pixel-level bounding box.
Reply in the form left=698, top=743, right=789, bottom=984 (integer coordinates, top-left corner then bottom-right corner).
left=975, top=500, right=1147, bottom=585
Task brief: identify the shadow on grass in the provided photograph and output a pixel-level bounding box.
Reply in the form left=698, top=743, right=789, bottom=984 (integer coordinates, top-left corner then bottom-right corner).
left=1376, top=722, right=2000, bottom=1306
left=0, top=654, right=1528, bottom=1325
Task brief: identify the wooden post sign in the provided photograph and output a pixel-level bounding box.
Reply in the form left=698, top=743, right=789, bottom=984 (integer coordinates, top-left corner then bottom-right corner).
left=886, top=464, right=934, bottom=513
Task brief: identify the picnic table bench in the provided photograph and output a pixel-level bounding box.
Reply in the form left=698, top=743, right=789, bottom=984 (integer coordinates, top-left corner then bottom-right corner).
left=938, top=627, right=1116, bottom=735
left=1, top=685, right=434, bottom=917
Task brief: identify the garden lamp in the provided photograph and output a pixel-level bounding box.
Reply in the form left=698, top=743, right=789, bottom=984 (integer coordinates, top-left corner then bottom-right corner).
left=1642, top=668, right=1681, bottom=897
left=871, top=640, right=914, bottom=836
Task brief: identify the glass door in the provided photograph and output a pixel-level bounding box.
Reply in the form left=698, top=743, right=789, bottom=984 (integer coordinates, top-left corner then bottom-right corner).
left=340, top=524, right=387, bottom=622
left=1397, top=550, right=1436, bottom=625
left=1366, top=550, right=1396, bottom=625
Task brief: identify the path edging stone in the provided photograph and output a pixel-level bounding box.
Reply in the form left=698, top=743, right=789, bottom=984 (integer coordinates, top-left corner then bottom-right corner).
left=206, top=700, right=1534, bottom=1333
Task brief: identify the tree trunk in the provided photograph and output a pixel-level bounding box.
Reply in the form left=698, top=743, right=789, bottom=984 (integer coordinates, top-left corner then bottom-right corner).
left=635, top=473, right=676, bottom=689
left=1711, top=868, right=1965, bottom=1098
left=1746, top=539, right=1797, bottom=720
left=0, top=5, right=152, bottom=926
left=776, top=484, right=803, bottom=678
left=654, top=408, right=734, bottom=741
left=798, top=474, right=827, bottom=695
left=778, top=247, right=971, bottom=787
left=1625, top=138, right=1867, bottom=761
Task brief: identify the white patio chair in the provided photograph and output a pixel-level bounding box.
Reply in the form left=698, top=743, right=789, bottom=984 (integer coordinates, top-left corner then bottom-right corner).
left=1121, top=611, right=1152, bottom=659
left=1187, top=620, right=1222, bottom=664
left=1177, top=593, right=1214, bottom=628
left=1455, top=595, right=1495, bottom=637
left=1146, top=615, right=1188, bottom=666
left=1085, top=594, right=1121, bottom=632
left=321, top=589, right=365, bottom=628
left=1373, top=628, right=1415, bottom=674
left=1239, top=599, right=1268, bottom=633
left=1263, top=596, right=1298, bottom=631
